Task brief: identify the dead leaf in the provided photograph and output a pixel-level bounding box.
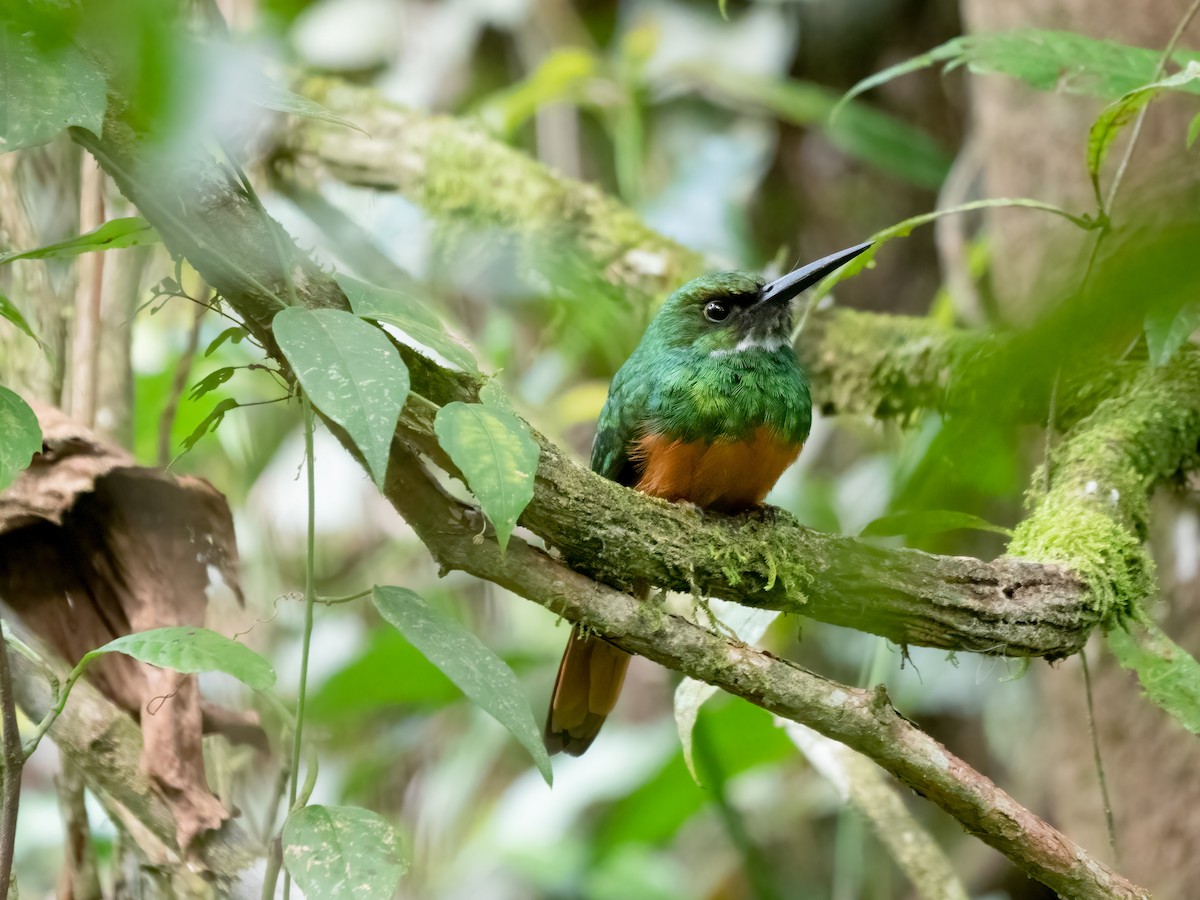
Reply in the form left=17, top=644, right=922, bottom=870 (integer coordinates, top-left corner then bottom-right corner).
left=0, top=402, right=264, bottom=851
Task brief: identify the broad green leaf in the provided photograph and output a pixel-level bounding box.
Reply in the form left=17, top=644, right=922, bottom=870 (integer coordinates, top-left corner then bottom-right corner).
left=188, top=367, right=236, bottom=400
left=204, top=326, right=248, bottom=357
left=83, top=626, right=275, bottom=691
left=683, top=68, right=951, bottom=189
left=180, top=398, right=239, bottom=452
left=373, top=586, right=552, bottom=783
left=0, top=218, right=160, bottom=265
left=860, top=509, right=1013, bottom=538
left=255, top=83, right=368, bottom=135
left=0, top=21, right=107, bottom=153
left=1107, top=620, right=1200, bottom=735
left=274, top=307, right=409, bottom=489
left=339, top=274, right=478, bottom=373
left=0, top=291, right=38, bottom=344
left=1087, top=62, right=1200, bottom=190
left=674, top=601, right=779, bottom=782
left=1145, top=301, right=1200, bottom=366
left=476, top=47, right=598, bottom=136
left=478, top=379, right=514, bottom=411
left=840, top=30, right=1200, bottom=115
left=433, top=402, right=538, bottom=551
left=805, top=198, right=1094, bottom=309
left=283, top=805, right=406, bottom=898
left=0, top=386, right=41, bottom=492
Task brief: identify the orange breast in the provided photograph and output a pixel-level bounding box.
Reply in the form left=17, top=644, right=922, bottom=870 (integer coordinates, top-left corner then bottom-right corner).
left=630, top=428, right=802, bottom=512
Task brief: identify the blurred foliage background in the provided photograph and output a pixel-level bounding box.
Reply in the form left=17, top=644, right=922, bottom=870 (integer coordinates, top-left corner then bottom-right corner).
left=4, top=0, right=1200, bottom=897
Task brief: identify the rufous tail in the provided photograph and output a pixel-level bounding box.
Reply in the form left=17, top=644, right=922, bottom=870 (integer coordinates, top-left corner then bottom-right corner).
left=544, top=624, right=632, bottom=757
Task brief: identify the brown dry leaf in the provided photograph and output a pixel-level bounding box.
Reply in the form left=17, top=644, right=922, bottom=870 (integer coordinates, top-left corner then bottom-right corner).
left=0, top=402, right=264, bottom=851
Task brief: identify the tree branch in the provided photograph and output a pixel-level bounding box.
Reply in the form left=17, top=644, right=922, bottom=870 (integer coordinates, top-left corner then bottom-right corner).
left=2, top=623, right=255, bottom=885
left=69, top=82, right=1163, bottom=896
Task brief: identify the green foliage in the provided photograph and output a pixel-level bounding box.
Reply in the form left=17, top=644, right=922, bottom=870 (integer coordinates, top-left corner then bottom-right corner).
left=1107, top=620, right=1200, bottom=735
left=283, top=805, right=407, bottom=898
left=1087, top=62, right=1200, bottom=199
left=372, top=586, right=552, bottom=784
left=860, top=510, right=1013, bottom=539
left=0, top=18, right=107, bottom=153
left=339, top=274, right=478, bottom=373
left=476, top=48, right=598, bottom=137
left=433, top=401, right=539, bottom=552
left=180, top=398, right=240, bottom=453
left=684, top=68, right=952, bottom=189
left=83, top=626, right=276, bottom=691
left=254, top=82, right=368, bottom=135
left=187, top=367, right=236, bottom=401
left=0, top=291, right=39, bottom=345
left=274, top=307, right=410, bottom=489
left=1145, top=302, right=1200, bottom=366
left=204, top=326, right=248, bottom=357
left=306, top=628, right=460, bottom=721
left=0, top=218, right=159, bottom=265
left=808, top=198, right=1094, bottom=306
left=0, top=386, right=40, bottom=492
left=841, top=29, right=1200, bottom=111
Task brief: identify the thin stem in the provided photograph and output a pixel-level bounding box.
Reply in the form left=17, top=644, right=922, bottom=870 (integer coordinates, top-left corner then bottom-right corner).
left=1081, top=650, right=1120, bottom=865
left=1104, top=0, right=1200, bottom=216
left=316, top=588, right=371, bottom=606
left=283, top=393, right=318, bottom=900
left=0, top=621, right=24, bottom=894
left=159, top=298, right=206, bottom=465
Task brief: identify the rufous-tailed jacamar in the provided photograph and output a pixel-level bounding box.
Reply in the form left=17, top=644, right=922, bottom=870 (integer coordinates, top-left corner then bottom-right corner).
left=544, top=241, right=872, bottom=756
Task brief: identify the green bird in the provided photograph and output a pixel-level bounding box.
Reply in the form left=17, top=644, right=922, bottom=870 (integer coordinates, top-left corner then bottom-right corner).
left=545, top=240, right=872, bottom=756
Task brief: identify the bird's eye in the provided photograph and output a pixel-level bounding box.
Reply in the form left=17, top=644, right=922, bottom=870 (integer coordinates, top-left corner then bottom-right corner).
left=704, top=300, right=731, bottom=323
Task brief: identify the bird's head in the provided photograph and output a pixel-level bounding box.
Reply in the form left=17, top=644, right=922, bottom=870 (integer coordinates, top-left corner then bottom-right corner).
left=648, top=242, right=872, bottom=356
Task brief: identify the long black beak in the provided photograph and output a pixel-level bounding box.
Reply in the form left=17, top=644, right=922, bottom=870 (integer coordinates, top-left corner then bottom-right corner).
left=758, top=241, right=873, bottom=306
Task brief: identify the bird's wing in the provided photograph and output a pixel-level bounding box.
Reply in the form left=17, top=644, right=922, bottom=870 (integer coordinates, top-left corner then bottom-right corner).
left=589, top=366, right=649, bottom=486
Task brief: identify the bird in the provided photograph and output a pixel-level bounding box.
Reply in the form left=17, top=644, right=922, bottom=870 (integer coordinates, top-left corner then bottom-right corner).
left=544, top=241, right=873, bottom=756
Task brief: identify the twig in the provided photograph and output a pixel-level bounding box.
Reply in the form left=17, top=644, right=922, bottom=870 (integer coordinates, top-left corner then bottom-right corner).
left=69, top=157, right=106, bottom=428
left=158, top=298, right=206, bottom=466
left=1081, top=650, right=1120, bottom=866
left=0, top=622, right=24, bottom=895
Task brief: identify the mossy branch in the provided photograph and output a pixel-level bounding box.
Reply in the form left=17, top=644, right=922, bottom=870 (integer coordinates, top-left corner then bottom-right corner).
left=66, top=72, right=1192, bottom=895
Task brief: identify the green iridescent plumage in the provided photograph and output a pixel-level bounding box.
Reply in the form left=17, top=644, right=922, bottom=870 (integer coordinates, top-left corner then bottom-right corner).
left=590, top=270, right=812, bottom=484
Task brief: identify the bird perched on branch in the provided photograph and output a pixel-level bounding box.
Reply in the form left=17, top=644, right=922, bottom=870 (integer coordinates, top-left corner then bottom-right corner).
left=544, top=241, right=872, bottom=756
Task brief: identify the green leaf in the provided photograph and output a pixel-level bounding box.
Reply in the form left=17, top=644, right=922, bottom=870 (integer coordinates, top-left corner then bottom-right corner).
left=188, top=367, right=236, bottom=401
left=0, top=386, right=41, bottom=492
left=807, top=198, right=1094, bottom=306
left=433, top=402, right=538, bottom=551
left=372, top=586, right=552, bottom=784
left=283, top=805, right=406, bottom=898
left=83, top=626, right=275, bottom=691
left=860, top=509, right=1013, bottom=538
left=478, top=379, right=514, bottom=411
left=683, top=68, right=951, bottom=189
left=840, top=30, right=1200, bottom=115
left=255, top=83, right=369, bottom=136
left=274, top=307, right=410, bottom=489
left=204, top=326, right=248, bottom=357
left=0, top=218, right=160, bottom=265
left=1087, top=62, right=1200, bottom=191
left=180, top=398, right=239, bottom=452
left=674, top=601, right=779, bottom=782
left=1107, top=620, right=1200, bottom=735
left=1145, top=301, right=1200, bottom=366
left=1188, top=110, right=1200, bottom=149
left=475, top=47, right=598, bottom=136
left=0, top=290, right=39, bottom=344
left=338, top=274, right=478, bottom=373
left=0, top=21, right=107, bottom=153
